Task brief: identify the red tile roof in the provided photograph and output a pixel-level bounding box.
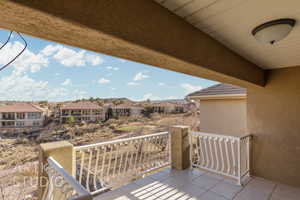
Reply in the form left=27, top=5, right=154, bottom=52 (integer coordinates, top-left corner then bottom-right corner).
left=61, top=101, right=102, bottom=110
left=0, top=103, right=43, bottom=113
left=112, top=103, right=144, bottom=109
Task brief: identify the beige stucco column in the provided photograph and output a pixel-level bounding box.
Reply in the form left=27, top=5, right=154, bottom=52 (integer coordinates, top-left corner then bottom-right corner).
left=170, top=126, right=190, bottom=170
left=38, top=141, right=75, bottom=199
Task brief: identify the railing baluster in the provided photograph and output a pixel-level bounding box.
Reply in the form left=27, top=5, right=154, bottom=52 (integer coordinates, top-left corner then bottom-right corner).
left=138, top=140, right=144, bottom=170
left=199, top=136, right=205, bottom=167
left=150, top=136, right=158, bottom=168
left=93, top=147, right=100, bottom=191
left=79, top=150, right=85, bottom=185
left=204, top=136, right=210, bottom=168
left=247, top=137, right=250, bottom=173
left=112, top=143, right=120, bottom=178
left=100, top=146, right=107, bottom=180
left=128, top=140, right=135, bottom=173
left=118, top=143, right=124, bottom=176
left=208, top=137, right=215, bottom=169
left=133, top=140, right=141, bottom=171
left=107, top=145, right=114, bottom=179
left=214, top=138, right=219, bottom=171
left=231, top=140, right=237, bottom=176
left=237, top=138, right=241, bottom=185
left=156, top=136, right=163, bottom=166
left=86, top=149, right=93, bottom=192
left=225, top=139, right=231, bottom=174
left=123, top=142, right=130, bottom=174
left=219, top=138, right=225, bottom=172
left=194, top=135, right=201, bottom=165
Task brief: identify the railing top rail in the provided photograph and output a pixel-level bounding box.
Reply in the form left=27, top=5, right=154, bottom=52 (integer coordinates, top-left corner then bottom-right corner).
left=191, top=131, right=252, bottom=140
left=74, top=131, right=169, bottom=150
left=47, top=157, right=91, bottom=198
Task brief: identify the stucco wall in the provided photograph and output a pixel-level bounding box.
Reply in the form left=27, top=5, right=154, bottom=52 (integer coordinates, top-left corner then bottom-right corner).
left=248, top=66, right=300, bottom=186
left=198, top=98, right=247, bottom=136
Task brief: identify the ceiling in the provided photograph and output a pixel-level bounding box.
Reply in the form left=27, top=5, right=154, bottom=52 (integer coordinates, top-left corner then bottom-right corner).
left=153, top=0, right=300, bottom=69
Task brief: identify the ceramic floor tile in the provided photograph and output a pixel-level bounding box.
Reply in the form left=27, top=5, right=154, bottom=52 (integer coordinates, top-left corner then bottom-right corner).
left=233, top=187, right=271, bottom=200
left=210, top=180, right=243, bottom=199
left=176, top=183, right=207, bottom=197
left=191, top=174, right=222, bottom=190
left=244, top=177, right=275, bottom=194
left=133, top=176, right=156, bottom=187
left=161, top=176, right=187, bottom=187
left=199, top=191, right=229, bottom=200
left=272, top=183, right=300, bottom=200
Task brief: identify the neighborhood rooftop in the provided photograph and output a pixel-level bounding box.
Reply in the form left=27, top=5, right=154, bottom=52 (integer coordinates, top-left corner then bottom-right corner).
left=61, top=101, right=102, bottom=110
left=0, top=103, right=43, bottom=113
left=187, top=83, right=246, bottom=97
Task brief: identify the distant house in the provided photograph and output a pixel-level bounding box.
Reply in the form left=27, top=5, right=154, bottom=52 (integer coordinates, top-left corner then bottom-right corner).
left=110, top=104, right=143, bottom=118
left=146, top=100, right=187, bottom=114
left=60, top=101, right=104, bottom=123
left=187, top=83, right=246, bottom=136
left=0, top=103, right=45, bottom=128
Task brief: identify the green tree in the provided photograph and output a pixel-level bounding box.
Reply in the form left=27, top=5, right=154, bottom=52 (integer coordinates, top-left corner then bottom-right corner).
left=67, top=116, right=76, bottom=127
left=142, top=106, right=153, bottom=118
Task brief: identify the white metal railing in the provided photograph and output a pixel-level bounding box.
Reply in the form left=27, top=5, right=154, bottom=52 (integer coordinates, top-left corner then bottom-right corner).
left=190, top=132, right=251, bottom=185
left=42, top=157, right=91, bottom=200
left=74, top=131, right=171, bottom=194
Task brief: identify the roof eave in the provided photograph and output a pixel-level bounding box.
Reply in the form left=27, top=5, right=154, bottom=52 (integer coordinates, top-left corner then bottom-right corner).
left=187, top=94, right=247, bottom=100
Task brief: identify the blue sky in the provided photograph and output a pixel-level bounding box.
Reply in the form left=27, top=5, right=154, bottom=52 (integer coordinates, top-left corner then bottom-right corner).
left=0, top=30, right=217, bottom=101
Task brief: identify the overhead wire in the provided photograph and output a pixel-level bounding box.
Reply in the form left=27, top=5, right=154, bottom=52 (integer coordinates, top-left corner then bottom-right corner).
left=0, top=31, right=27, bottom=72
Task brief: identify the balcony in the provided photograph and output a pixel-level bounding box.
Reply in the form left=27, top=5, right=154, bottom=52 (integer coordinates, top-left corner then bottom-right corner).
left=39, top=127, right=300, bottom=200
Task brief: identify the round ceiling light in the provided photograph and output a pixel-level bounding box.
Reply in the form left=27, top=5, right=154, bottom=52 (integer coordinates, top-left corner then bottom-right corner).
left=252, top=18, right=296, bottom=45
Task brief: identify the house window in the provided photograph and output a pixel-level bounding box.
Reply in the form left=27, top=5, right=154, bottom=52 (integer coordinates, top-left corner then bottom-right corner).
left=2, top=113, right=15, bottom=120
left=82, top=110, right=90, bottom=115
left=92, top=109, right=101, bottom=115
left=16, top=113, right=25, bottom=119
left=27, top=112, right=41, bottom=119
left=2, top=121, right=15, bottom=127
left=33, top=121, right=41, bottom=126
left=16, top=121, right=25, bottom=127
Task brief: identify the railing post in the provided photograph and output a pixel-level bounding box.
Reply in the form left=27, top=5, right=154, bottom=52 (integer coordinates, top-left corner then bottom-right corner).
left=237, top=138, right=241, bottom=185
left=38, top=141, right=75, bottom=200
left=170, top=126, right=190, bottom=170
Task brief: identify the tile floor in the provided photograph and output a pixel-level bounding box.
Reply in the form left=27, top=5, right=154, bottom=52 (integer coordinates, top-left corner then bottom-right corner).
left=94, top=168, right=300, bottom=200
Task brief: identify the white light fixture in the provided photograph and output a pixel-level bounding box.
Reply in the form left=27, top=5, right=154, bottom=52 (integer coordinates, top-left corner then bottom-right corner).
left=252, top=18, right=296, bottom=45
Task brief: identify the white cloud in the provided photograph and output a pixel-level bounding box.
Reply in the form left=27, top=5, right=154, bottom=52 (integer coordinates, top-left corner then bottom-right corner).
left=106, top=66, right=119, bottom=71
left=133, top=72, right=149, bottom=81
left=141, top=93, right=161, bottom=101
left=127, top=82, right=140, bottom=86
left=181, top=83, right=202, bottom=94
left=53, top=48, right=86, bottom=66
left=42, top=44, right=103, bottom=67
left=98, top=78, right=110, bottom=84
left=0, top=74, right=87, bottom=101
left=167, top=96, right=178, bottom=99
left=158, top=82, right=165, bottom=86
left=61, top=78, right=72, bottom=86
left=0, top=41, right=48, bottom=75
left=86, top=55, right=103, bottom=66
left=41, top=45, right=60, bottom=56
